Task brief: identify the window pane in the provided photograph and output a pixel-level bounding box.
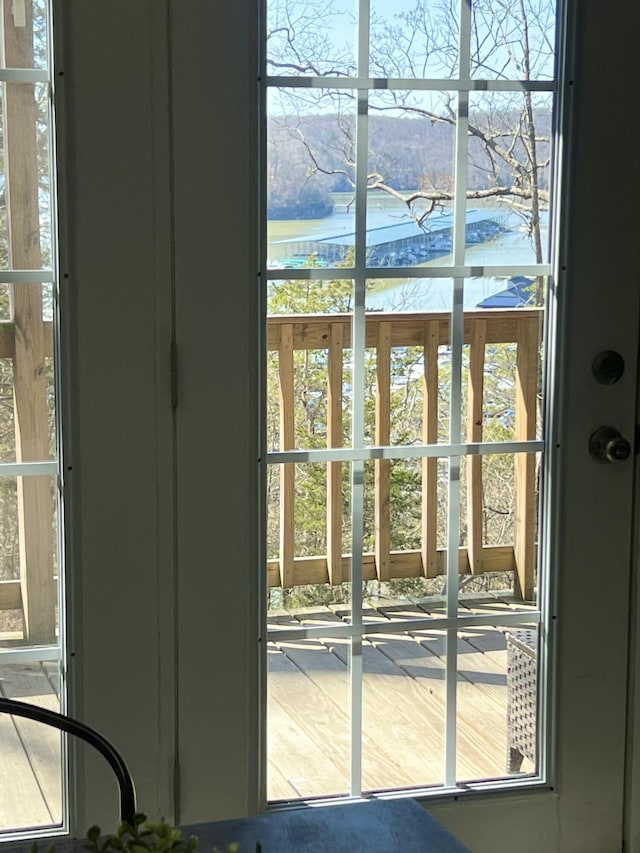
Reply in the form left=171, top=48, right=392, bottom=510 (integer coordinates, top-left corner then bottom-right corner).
left=0, top=1, right=48, bottom=69
left=0, top=660, right=62, bottom=830
left=267, top=281, right=353, bottom=454
left=0, top=475, right=59, bottom=648
left=267, top=88, right=356, bottom=269
left=0, top=661, right=62, bottom=831
left=455, top=622, right=539, bottom=780
left=361, top=624, right=446, bottom=792
left=404, top=616, right=539, bottom=782
left=466, top=93, right=553, bottom=266
left=366, top=276, right=452, bottom=312
left=267, top=627, right=351, bottom=800
left=360, top=455, right=450, bottom=591
left=470, top=0, right=556, bottom=81
left=267, top=88, right=357, bottom=267
left=268, top=278, right=354, bottom=315
left=367, top=91, right=457, bottom=234
left=0, top=83, right=52, bottom=270
left=365, top=279, right=453, bottom=449
left=369, top=1, right=460, bottom=79
left=0, top=3, right=63, bottom=837
left=266, top=0, right=358, bottom=78
left=461, top=447, right=541, bottom=604
left=0, top=283, right=56, bottom=464
left=267, top=461, right=354, bottom=600
left=462, top=282, right=545, bottom=442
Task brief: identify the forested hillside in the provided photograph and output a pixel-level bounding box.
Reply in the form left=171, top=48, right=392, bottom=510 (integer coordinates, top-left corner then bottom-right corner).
left=268, top=110, right=551, bottom=220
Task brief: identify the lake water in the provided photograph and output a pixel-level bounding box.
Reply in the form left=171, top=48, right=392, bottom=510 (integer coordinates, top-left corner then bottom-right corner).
left=269, top=207, right=548, bottom=313
left=367, top=227, right=546, bottom=312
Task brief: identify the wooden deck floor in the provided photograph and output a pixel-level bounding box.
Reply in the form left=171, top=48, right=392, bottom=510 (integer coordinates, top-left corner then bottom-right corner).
left=267, top=592, right=537, bottom=801
left=0, top=660, right=62, bottom=832
left=0, top=593, right=537, bottom=831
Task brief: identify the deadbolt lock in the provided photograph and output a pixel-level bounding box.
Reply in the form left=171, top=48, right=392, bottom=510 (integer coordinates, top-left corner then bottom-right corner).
left=589, top=426, right=632, bottom=463
left=592, top=350, right=625, bottom=385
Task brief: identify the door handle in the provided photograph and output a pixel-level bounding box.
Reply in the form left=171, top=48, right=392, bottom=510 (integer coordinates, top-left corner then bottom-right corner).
left=589, top=426, right=632, bottom=463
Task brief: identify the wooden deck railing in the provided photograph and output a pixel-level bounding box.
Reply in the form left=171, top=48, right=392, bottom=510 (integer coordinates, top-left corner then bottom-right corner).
left=268, top=309, right=542, bottom=601
left=0, top=308, right=541, bottom=642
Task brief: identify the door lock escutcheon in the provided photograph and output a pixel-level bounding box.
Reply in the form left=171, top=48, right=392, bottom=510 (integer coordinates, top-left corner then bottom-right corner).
left=592, top=350, right=625, bottom=385
left=589, top=426, right=632, bottom=463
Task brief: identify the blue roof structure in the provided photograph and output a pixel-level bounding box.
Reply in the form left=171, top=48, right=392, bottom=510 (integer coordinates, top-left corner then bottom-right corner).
left=271, top=209, right=502, bottom=249
left=476, top=276, right=536, bottom=309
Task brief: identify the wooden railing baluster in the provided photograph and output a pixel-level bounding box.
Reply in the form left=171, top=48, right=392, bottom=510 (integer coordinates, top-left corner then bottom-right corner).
left=514, top=316, right=541, bottom=601
left=466, top=319, right=487, bottom=575
left=327, top=322, right=344, bottom=585
left=278, top=324, right=296, bottom=589
left=375, top=321, right=392, bottom=581
left=421, top=319, right=439, bottom=578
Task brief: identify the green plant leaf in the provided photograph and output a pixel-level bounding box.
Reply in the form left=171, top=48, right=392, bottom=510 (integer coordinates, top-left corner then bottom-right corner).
left=87, top=826, right=102, bottom=844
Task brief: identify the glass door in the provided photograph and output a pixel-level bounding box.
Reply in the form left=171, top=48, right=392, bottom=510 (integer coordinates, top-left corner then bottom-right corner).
left=261, top=1, right=640, bottom=849
left=0, top=0, right=65, bottom=836
left=151, top=0, right=640, bottom=847
left=264, top=0, right=554, bottom=801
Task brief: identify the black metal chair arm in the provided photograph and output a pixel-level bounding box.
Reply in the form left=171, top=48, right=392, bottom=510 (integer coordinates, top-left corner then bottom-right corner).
left=0, top=697, right=136, bottom=825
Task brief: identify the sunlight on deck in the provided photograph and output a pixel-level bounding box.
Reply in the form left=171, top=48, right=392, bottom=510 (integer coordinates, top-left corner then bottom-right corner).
left=267, top=593, right=536, bottom=801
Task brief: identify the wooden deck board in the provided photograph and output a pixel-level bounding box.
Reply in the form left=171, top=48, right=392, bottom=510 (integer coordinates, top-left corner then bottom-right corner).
left=0, top=662, right=60, bottom=831
left=267, top=756, right=298, bottom=801
left=268, top=647, right=349, bottom=798
left=267, top=595, right=536, bottom=799
left=291, top=607, right=451, bottom=787
left=272, top=639, right=415, bottom=792
left=329, top=636, right=452, bottom=785
left=0, top=664, right=62, bottom=825
left=368, top=630, right=510, bottom=773
left=0, top=712, right=52, bottom=830
left=297, top=634, right=447, bottom=789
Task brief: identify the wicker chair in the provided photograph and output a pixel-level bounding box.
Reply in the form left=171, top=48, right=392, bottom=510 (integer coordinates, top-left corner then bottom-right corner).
left=506, top=627, right=539, bottom=773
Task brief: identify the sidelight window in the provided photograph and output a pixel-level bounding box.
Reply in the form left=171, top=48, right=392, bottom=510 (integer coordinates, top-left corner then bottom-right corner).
left=0, top=0, right=65, bottom=835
